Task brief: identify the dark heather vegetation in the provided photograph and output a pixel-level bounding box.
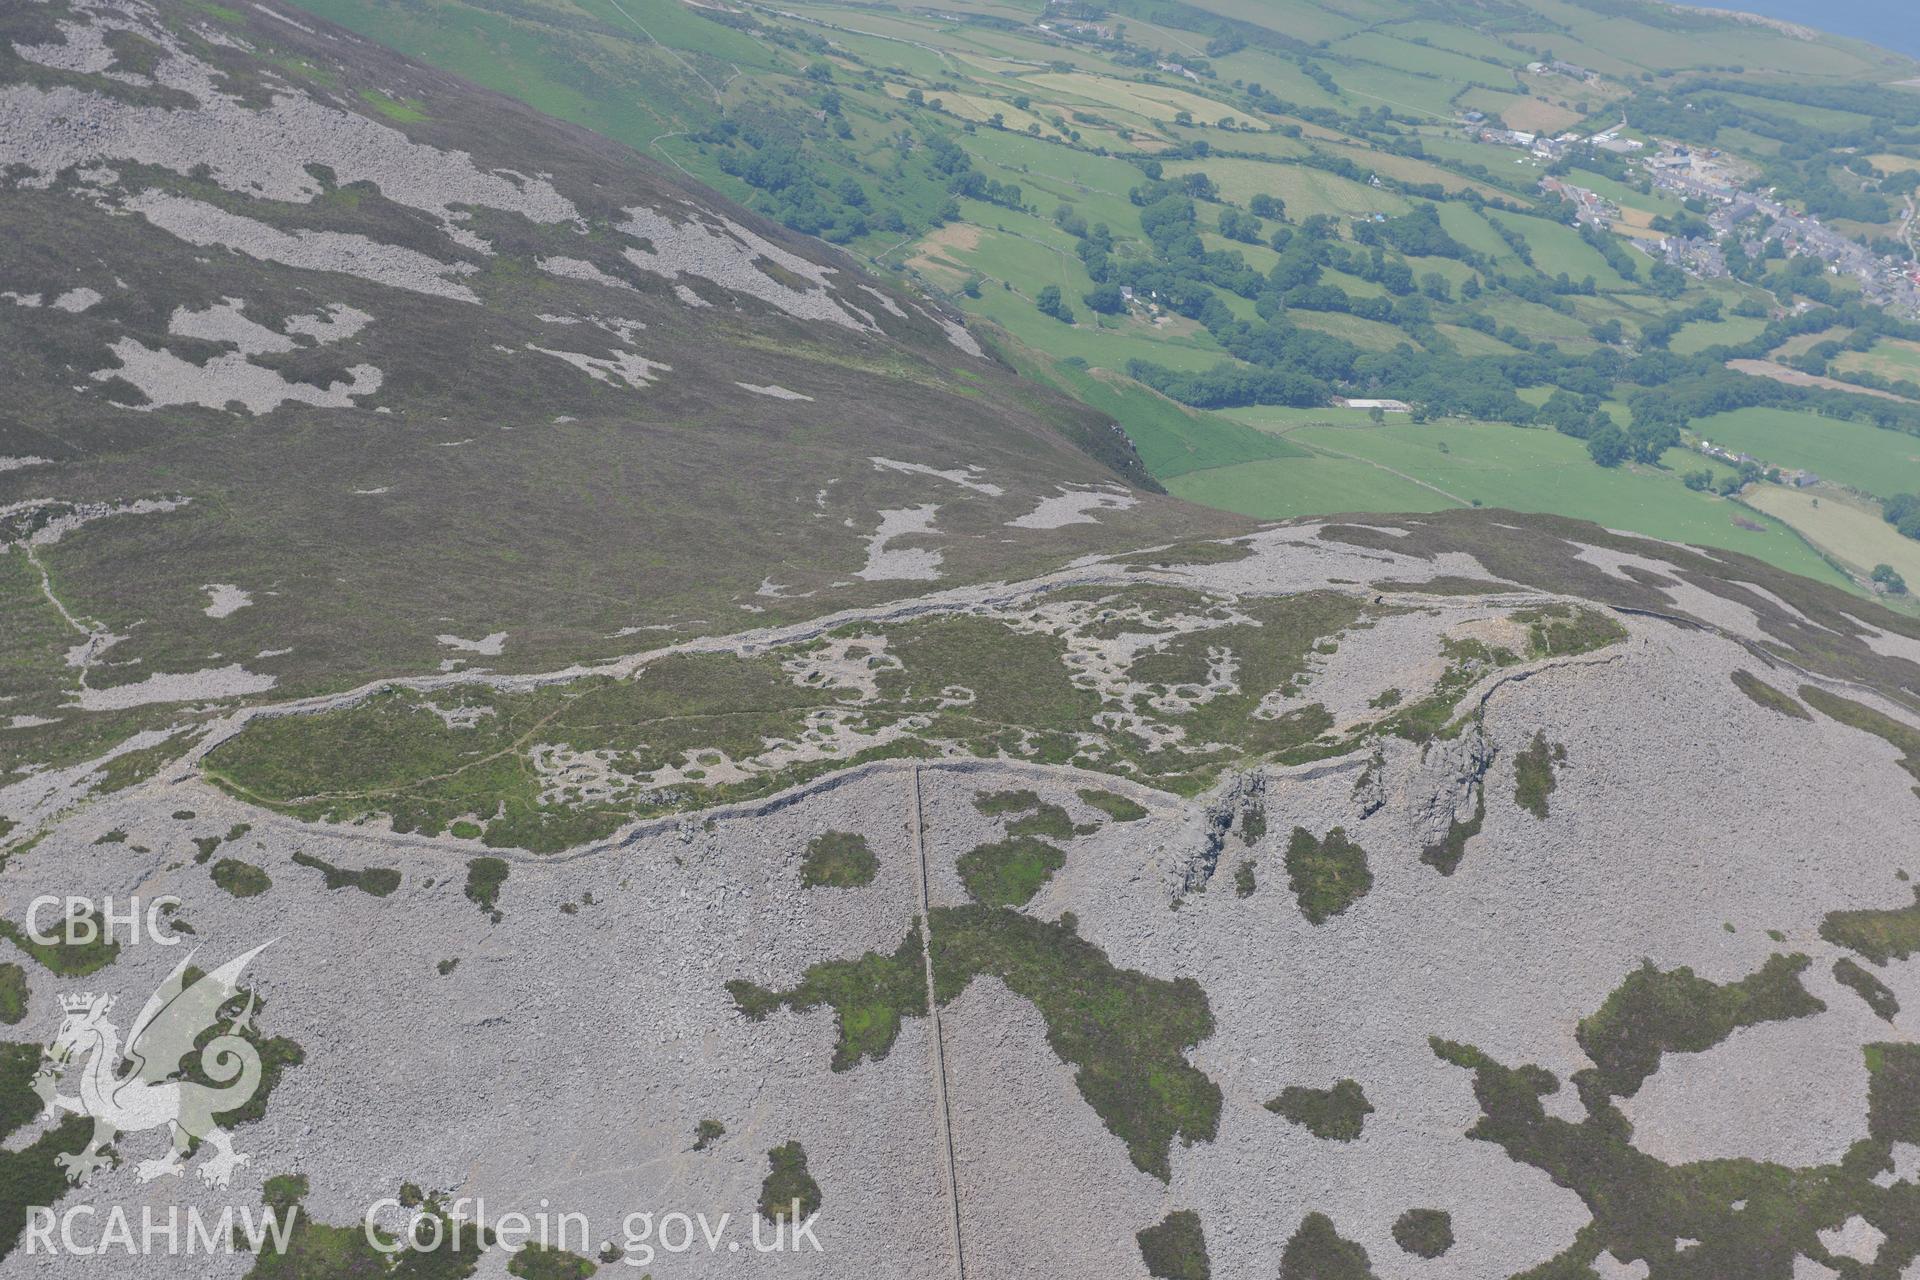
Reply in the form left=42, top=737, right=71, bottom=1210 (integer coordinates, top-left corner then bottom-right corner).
left=211, top=858, right=273, bottom=898
left=0, top=967, right=24, bottom=1025
left=1006, top=802, right=1089, bottom=841
left=1078, top=789, right=1148, bottom=822
left=727, top=924, right=928, bottom=1071
left=930, top=905, right=1219, bottom=1180
left=464, top=856, right=509, bottom=920
left=799, top=831, right=878, bottom=889
left=0, top=906, right=119, bottom=977
left=1279, top=1212, right=1377, bottom=1280
left=1731, top=670, right=1812, bottom=720
left=290, top=850, right=402, bottom=897
left=1233, top=859, right=1256, bottom=898
left=1378, top=636, right=1519, bottom=744
left=244, top=1175, right=493, bottom=1278
left=18, top=0, right=1920, bottom=851
left=1434, top=1003, right=1920, bottom=1275
left=1515, top=606, right=1628, bottom=659
left=1137, top=1209, right=1210, bottom=1280
left=209, top=589, right=1425, bottom=850
left=1391, top=1208, right=1453, bottom=1259
left=1835, top=957, right=1900, bottom=1021
left=1512, top=732, right=1566, bottom=820
left=1420, top=786, right=1484, bottom=876
left=1266, top=1078, right=1373, bottom=1141
left=506, top=1243, right=598, bottom=1280
left=0, top=0, right=1233, bottom=815
left=9, top=2, right=1920, bottom=1271
left=1284, top=827, right=1372, bottom=925
left=1822, top=887, right=1920, bottom=965
left=957, top=837, right=1066, bottom=907
left=1573, top=954, right=1823, bottom=1100
left=0, top=1043, right=89, bottom=1260
left=974, top=789, right=1042, bottom=817
left=1803, top=686, right=1920, bottom=793
left=176, top=977, right=305, bottom=1128
left=758, top=1142, right=822, bottom=1225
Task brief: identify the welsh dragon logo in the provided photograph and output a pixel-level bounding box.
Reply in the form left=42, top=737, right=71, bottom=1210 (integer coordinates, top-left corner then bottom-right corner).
left=35, top=943, right=273, bottom=1189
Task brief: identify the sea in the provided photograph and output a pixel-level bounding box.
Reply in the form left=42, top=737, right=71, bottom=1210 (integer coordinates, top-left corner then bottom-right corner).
left=1689, top=0, right=1918, bottom=59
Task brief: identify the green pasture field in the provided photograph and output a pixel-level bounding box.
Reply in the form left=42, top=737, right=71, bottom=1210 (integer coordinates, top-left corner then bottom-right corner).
left=1690, top=408, right=1920, bottom=501
left=1292, top=311, right=1420, bottom=351
left=961, top=283, right=1228, bottom=376
left=1166, top=454, right=1450, bottom=519
left=1669, top=315, right=1769, bottom=356
left=1772, top=327, right=1853, bottom=359
left=1331, top=59, right=1468, bottom=120
left=1323, top=144, right=1508, bottom=199
left=1017, top=71, right=1245, bottom=129
left=1701, top=89, right=1877, bottom=134
left=1485, top=210, right=1637, bottom=291
left=1468, top=297, right=1599, bottom=345
left=1435, top=202, right=1521, bottom=260
left=1323, top=266, right=1389, bottom=298
left=1163, top=158, right=1410, bottom=222
left=1183, top=0, right=1363, bottom=43
left=1048, top=363, right=1308, bottom=479
left=1205, top=49, right=1351, bottom=111
left=1332, top=32, right=1517, bottom=89
left=1495, top=28, right=1642, bottom=80
left=1834, top=339, right=1920, bottom=388
left=1436, top=324, right=1520, bottom=356
left=1716, top=126, right=1786, bottom=157
left=1178, top=124, right=1316, bottom=160
left=1416, top=135, right=1545, bottom=193
left=1403, top=254, right=1480, bottom=287
left=1386, top=21, right=1531, bottom=65
left=1177, top=417, right=1851, bottom=587
left=964, top=133, right=1141, bottom=228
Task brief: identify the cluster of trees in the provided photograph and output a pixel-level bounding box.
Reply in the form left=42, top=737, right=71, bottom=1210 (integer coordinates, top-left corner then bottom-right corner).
left=926, top=136, right=1024, bottom=211
left=1682, top=466, right=1758, bottom=496
left=1216, top=208, right=1264, bottom=243
left=1083, top=282, right=1127, bottom=314
left=1297, top=57, right=1339, bottom=98
left=1352, top=205, right=1467, bottom=260
left=702, top=114, right=879, bottom=243
left=1886, top=493, right=1920, bottom=543
left=1639, top=297, right=1722, bottom=351
left=1036, top=285, right=1074, bottom=323
left=1650, top=211, right=1714, bottom=241
left=1577, top=222, right=1640, bottom=282
left=1538, top=395, right=1678, bottom=467
left=1125, top=360, right=1326, bottom=408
